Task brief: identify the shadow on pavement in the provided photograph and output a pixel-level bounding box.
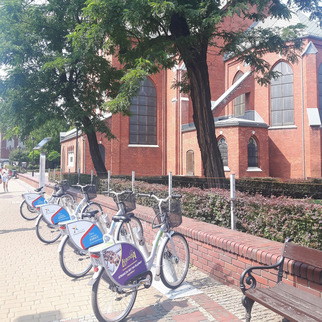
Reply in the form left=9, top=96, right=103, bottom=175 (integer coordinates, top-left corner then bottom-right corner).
left=15, top=310, right=62, bottom=322
left=0, top=227, right=35, bottom=235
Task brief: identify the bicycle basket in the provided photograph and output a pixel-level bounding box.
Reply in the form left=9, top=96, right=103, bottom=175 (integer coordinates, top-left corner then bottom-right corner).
left=60, top=180, right=69, bottom=192
left=113, top=191, right=136, bottom=212
left=153, top=198, right=182, bottom=228
left=85, top=185, right=97, bottom=200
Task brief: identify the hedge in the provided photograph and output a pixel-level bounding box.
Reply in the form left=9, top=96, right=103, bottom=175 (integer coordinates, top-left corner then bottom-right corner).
left=100, top=178, right=322, bottom=250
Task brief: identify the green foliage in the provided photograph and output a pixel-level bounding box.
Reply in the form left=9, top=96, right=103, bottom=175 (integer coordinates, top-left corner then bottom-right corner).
left=27, top=149, right=40, bottom=163
left=0, top=0, right=123, bottom=145
left=102, top=178, right=322, bottom=250
left=47, top=151, right=60, bottom=163
left=9, top=148, right=29, bottom=165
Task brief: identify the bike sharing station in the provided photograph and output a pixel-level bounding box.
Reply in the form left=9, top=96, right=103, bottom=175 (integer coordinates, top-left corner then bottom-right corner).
left=33, top=136, right=52, bottom=191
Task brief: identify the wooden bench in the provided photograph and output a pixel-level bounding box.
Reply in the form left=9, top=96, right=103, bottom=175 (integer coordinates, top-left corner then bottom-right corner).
left=240, top=238, right=322, bottom=322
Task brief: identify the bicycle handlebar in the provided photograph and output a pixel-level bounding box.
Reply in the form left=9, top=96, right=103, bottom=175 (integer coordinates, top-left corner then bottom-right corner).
left=102, top=189, right=133, bottom=197
left=137, top=192, right=182, bottom=203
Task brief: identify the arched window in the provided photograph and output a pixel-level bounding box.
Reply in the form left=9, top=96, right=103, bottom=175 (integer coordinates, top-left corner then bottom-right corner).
left=218, top=137, right=228, bottom=167
left=271, top=62, right=294, bottom=126
left=129, top=78, right=157, bottom=145
left=233, top=72, right=245, bottom=117
left=186, top=150, right=194, bottom=176
left=248, top=137, right=258, bottom=167
left=318, top=64, right=322, bottom=120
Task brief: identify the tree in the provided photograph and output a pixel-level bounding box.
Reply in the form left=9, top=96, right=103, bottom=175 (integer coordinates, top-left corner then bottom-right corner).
left=78, top=0, right=321, bottom=187
left=9, top=148, right=29, bottom=167
left=47, top=151, right=61, bottom=169
left=0, top=0, right=123, bottom=177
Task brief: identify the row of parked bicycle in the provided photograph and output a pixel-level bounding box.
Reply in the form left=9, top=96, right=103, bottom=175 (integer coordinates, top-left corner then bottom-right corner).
left=20, top=180, right=190, bottom=322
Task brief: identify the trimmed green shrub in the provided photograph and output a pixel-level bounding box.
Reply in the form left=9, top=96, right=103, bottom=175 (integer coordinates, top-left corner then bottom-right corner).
left=100, top=178, right=322, bottom=250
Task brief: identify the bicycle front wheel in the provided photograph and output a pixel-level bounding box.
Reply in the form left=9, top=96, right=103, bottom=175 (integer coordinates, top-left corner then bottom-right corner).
left=59, top=236, right=92, bottom=278
left=115, top=216, right=144, bottom=244
left=36, top=215, right=61, bottom=244
left=20, top=200, right=38, bottom=221
left=59, top=193, right=76, bottom=213
left=92, top=269, right=137, bottom=322
left=160, top=232, right=190, bottom=289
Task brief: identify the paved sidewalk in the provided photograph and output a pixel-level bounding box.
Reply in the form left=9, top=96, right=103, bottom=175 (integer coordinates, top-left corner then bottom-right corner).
left=0, top=179, right=283, bottom=322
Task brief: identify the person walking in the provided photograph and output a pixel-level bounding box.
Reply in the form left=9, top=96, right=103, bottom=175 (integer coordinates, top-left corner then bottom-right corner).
left=2, top=165, right=9, bottom=192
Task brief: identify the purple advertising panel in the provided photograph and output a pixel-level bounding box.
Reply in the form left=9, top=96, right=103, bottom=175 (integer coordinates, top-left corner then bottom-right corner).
left=102, top=243, right=147, bottom=286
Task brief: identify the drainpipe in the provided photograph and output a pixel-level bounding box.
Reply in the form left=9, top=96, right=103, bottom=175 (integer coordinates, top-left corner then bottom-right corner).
left=301, top=50, right=306, bottom=179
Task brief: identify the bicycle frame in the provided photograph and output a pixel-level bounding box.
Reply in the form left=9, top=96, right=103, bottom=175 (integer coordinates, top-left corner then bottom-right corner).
left=88, top=219, right=175, bottom=290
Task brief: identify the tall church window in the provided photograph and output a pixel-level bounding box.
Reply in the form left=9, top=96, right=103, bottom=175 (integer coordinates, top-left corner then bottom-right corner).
left=233, top=72, right=245, bottom=117
left=186, top=150, right=194, bottom=176
left=218, top=137, right=228, bottom=167
left=248, top=137, right=258, bottom=167
left=271, top=62, right=294, bottom=126
left=318, top=64, right=322, bottom=120
left=129, top=78, right=157, bottom=145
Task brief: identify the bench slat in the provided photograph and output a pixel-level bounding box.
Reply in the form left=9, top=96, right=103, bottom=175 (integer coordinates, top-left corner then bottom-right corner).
left=284, top=242, right=322, bottom=269
left=246, top=283, right=322, bottom=322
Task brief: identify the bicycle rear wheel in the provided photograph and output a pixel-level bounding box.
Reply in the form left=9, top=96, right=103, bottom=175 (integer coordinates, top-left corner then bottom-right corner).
left=92, top=269, right=137, bottom=322
left=160, top=232, right=190, bottom=289
left=59, top=193, right=76, bottom=213
left=36, top=215, right=61, bottom=244
left=20, top=200, right=38, bottom=221
left=115, top=216, right=143, bottom=244
left=59, top=236, right=92, bottom=278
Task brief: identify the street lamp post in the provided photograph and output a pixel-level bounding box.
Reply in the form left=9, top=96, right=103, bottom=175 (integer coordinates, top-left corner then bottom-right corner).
left=32, top=137, right=35, bottom=177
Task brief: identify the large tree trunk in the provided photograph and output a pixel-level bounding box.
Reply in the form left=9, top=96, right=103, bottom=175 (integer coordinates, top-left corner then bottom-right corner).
left=83, top=116, right=108, bottom=178
left=170, top=14, right=225, bottom=188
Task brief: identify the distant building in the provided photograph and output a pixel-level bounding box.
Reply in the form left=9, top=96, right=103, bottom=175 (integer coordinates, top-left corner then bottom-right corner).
left=0, top=133, right=25, bottom=167
left=61, top=11, right=322, bottom=179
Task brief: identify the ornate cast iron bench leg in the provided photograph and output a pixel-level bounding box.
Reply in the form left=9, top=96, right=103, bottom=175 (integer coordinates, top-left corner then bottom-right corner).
left=242, top=295, right=254, bottom=322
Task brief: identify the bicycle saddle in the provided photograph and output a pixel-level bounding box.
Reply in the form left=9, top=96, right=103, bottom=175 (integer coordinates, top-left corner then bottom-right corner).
left=82, top=210, right=99, bottom=218
left=112, top=213, right=134, bottom=223
left=34, top=187, right=43, bottom=193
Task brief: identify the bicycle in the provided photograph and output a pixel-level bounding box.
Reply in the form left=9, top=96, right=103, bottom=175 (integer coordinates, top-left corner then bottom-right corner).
left=20, top=180, right=74, bottom=221
left=57, top=190, right=145, bottom=279
left=35, top=183, right=103, bottom=244
left=88, top=192, right=190, bottom=322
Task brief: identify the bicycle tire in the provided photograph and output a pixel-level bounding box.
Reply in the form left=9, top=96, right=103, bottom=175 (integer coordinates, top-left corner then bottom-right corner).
left=59, top=193, right=76, bottom=213
left=20, top=200, right=38, bottom=221
left=36, top=215, right=61, bottom=244
left=92, top=269, right=137, bottom=322
left=82, top=202, right=108, bottom=232
left=59, top=236, right=92, bottom=278
left=115, top=216, right=144, bottom=245
left=160, top=232, right=190, bottom=289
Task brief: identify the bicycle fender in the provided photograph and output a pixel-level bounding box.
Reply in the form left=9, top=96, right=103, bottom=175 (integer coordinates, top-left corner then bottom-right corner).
left=154, top=232, right=174, bottom=281
left=88, top=266, right=103, bottom=286
left=35, top=214, right=42, bottom=227
left=58, top=235, right=69, bottom=253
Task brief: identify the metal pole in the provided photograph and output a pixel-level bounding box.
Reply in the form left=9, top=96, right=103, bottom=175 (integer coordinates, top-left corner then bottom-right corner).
left=132, top=171, right=135, bottom=192
left=75, top=125, right=78, bottom=174
left=32, top=137, right=35, bottom=177
left=91, top=169, right=93, bottom=184
left=230, top=173, right=236, bottom=230
left=77, top=168, right=80, bottom=184
left=168, top=172, right=172, bottom=196
left=108, top=170, right=111, bottom=191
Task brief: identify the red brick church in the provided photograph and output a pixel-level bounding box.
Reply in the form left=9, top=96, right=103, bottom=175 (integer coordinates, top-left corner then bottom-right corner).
left=60, top=11, right=322, bottom=180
